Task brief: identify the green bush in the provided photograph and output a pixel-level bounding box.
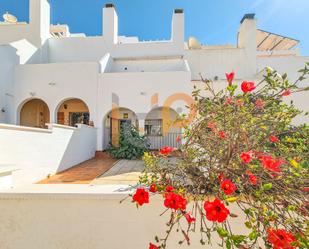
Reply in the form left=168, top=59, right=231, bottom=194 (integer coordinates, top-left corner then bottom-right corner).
left=107, top=123, right=150, bottom=159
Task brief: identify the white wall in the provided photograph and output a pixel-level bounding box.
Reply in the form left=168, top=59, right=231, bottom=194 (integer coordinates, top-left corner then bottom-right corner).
left=0, top=123, right=97, bottom=186
left=13, top=62, right=99, bottom=125
left=257, top=56, right=309, bottom=124
left=97, top=71, right=192, bottom=150
left=0, top=190, right=249, bottom=249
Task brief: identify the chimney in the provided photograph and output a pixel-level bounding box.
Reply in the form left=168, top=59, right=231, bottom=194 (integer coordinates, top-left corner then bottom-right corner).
left=238, top=13, right=257, bottom=75
left=29, top=0, right=50, bottom=46
left=103, top=3, right=118, bottom=44
left=172, top=9, right=184, bottom=45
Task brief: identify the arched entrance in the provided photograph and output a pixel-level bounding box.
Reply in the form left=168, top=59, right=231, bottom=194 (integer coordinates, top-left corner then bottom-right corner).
left=145, top=107, right=182, bottom=149
left=56, top=98, right=90, bottom=127
left=20, top=99, right=50, bottom=128
left=103, top=107, right=138, bottom=149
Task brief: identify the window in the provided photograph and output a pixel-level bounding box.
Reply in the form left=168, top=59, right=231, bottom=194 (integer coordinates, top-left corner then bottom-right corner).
left=145, top=119, right=163, bottom=136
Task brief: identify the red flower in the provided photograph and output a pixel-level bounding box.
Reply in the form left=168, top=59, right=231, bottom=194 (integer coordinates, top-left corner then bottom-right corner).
left=149, top=243, right=159, bottom=249
left=207, top=121, right=216, bottom=130
left=246, top=170, right=258, bottom=185
left=149, top=183, right=158, bottom=193
left=164, top=192, right=187, bottom=210
left=261, top=155, right=285, bottom=173
left=160, top=146, right=176, bottom=155
left=220, top=179, right=237, bottom=195
left=267, top=229, right=297, bottom=249
left=132, top=188, right=149, bottom=206
left=218, top=131, right=226, bottom=139
left=302, top=187, right=309, bottom=192
left=225, top=72, right=235, bottom=86
left=240, top=151, right=253, bottom=164
left=255, top=99, right=265, bottom=109
left=236, top=99, right=244, bottom=106
left=218, top=172, right=225, bottom=182
left=184, top=213, right=196, bottom=224
left=241, top=81, right=256, bottom=93
left=225, top=97, right=233, bottom=105
left=204, top=198, right=230, bottom=223
left=269, top=135, right=279, bottom=143
left=281, top=89, right=291, bottom=96
left=165, top=185, right=174, bottom=192
left=176, top=135, right=181, bottom=143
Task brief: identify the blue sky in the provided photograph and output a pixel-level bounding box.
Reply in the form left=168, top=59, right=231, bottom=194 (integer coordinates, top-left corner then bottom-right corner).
left=1, top=0, right=309, bottom=55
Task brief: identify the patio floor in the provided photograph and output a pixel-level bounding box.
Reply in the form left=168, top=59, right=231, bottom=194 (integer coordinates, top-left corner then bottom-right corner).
left=91, top=160, right=144, bottom=185
left=37, top=156, right=118, bottom=184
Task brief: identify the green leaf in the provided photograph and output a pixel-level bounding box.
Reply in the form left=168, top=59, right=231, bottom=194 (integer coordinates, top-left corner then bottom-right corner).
left=216, top=227, right=228, bottom=237
left=262, top=183, right=273, bottom=191
left=249, top=231, right=258, bottom=241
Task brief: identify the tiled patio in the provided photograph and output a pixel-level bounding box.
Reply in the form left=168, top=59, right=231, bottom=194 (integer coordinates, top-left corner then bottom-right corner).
left=38, top=156, right=118, bottom=184
left=91, top=160, right=144, bottom=185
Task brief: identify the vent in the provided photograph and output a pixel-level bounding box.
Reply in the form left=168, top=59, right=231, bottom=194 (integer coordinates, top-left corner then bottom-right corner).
left=240, top=13, right=255, bottom=24
left=174, top=9, right=184, bottom=14
left=105, top=3, right=115, bottom=8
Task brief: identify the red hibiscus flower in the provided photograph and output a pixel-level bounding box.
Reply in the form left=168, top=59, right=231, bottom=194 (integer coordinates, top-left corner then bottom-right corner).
left=149, top=183, right=158, bottom=193
left=246, top=170, right=258, bottom=185
left=240, top=151, right=253, bottom=164
left=220, top=179, right=237, bottom=195
left=218, top=172, right=225, bottom=182
left=267, top=229, right=297, bottom=249
left=225, top=72, right=235, bottom=86
left=207, top=121, right=216, bottom=130
left=160, top=146, right=176, bottom=155
left=281, top=89, right=291, bottom=96
left=164, top=192, right=187, bottom=210
left=176, top=135, right=181, bottom=143
left=241, top=81, right=256, bottom=93
left=255, top=99, right=265, bottom=109
left=204, top=198, right=230, bottom=223
left=218, top=131, right=226, bottom=139
left=269, top=135, right=279, bottom=143
left=261, top=155, right=285, bottom=173
left=184, top=213, right=196, bottom=224
left=132, top=188, right=149, bottom=206
left=149, top=243, right=159, bottom=249
left=225, top=97, right=233, bottom=105
left=236, top=99, right=244, bottom=106
left=165, top=185, right=174, bottom=192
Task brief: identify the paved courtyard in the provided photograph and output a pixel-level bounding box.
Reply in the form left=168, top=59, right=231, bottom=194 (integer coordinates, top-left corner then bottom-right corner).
left=91, top=160, right=145, bottom=185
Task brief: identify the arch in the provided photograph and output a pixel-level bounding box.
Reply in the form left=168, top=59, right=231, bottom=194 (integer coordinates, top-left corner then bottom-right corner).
left=55, top=98, right=90, bottom=127
left=19, top=98, right=50, bottom=128
left=145, top=107, right=182, bottom=150
left=103, top=107, right=138, bottom=149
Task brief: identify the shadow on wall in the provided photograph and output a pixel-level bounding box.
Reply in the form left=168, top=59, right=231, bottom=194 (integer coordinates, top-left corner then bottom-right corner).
left=0, top=123, right=97, bottom=187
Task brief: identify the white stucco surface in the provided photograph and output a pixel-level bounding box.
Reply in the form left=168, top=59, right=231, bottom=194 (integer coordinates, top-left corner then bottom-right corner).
left=0, top=123, right=96, bottom=186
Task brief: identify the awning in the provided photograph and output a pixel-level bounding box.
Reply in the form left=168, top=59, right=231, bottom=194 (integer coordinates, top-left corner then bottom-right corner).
left=257, top=29, right=299, bottom=51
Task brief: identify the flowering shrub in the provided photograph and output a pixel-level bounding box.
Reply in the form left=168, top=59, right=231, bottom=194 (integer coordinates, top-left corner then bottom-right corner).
left=130, top=64, right=309, bottom=248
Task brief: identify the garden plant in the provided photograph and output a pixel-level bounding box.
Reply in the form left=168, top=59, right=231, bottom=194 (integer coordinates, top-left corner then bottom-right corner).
left=130, top=64, right=309, bottom=249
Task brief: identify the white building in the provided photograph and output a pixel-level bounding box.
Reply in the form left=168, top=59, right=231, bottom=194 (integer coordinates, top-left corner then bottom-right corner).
left=0, top=0, right=308, bottom=185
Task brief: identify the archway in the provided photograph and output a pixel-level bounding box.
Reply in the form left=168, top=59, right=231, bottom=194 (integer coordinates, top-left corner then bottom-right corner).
left=20, top=99, right=50, bottom=128
left=103, top=107, right=138, bottom=149
left=56, top=98, right=90, bottom=127
left=145, top=107, right=182, bottom=149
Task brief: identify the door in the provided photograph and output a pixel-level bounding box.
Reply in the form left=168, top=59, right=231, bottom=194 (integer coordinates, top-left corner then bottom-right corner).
left=111, top=118, right=120, bottom=147
left=57, top=112, right=65, bottom=125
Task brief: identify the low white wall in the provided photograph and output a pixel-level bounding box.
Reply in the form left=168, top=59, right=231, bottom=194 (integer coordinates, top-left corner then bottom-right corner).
left=0, top=188, right=248, bottom=249
left=0, top=123, right=97, bottom=186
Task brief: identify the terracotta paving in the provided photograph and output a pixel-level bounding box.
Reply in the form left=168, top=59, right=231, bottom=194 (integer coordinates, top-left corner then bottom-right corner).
left=37, top=153, right=118, bottom=184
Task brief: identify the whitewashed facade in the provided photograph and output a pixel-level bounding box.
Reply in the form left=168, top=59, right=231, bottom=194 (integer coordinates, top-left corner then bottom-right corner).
left=0, top=0, right=308, bottom=184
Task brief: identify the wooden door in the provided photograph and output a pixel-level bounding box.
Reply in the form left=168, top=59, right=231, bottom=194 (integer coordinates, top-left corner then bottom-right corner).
left=111, top=118, right=120, bottom=147
left=57, top=112, right=65, bottom=125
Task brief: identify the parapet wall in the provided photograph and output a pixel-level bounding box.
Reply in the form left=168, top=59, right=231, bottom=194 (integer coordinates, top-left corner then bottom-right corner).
left=0, top=123, right=97, bottom=187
